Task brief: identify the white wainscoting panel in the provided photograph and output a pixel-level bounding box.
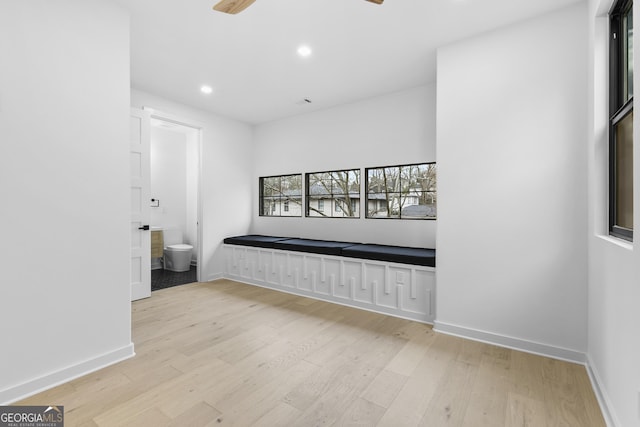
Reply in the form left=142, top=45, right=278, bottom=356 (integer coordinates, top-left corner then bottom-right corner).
left=223, top=245, right=435, bottom=324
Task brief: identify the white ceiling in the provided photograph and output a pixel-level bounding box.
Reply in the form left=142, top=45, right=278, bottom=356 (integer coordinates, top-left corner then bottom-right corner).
left=113, top=0, right=583, bottom=124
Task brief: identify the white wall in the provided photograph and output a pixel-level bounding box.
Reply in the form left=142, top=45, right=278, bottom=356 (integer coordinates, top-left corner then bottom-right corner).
left=587, top=0, right=640, bottom=425
left=132, top=90, right=254, bottom=280
left=252, top=85, right=437, bottom=248
left=0, top=0, right=133, bottom=403
left=436, top=4, right=589, bottom=361
left=150, top=127, right=188, bottom=237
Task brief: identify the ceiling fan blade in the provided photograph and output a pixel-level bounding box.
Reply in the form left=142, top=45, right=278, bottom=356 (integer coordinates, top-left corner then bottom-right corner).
left=213, top=0, right=256, bottom=14
left=366, top=0, right=384, bottom=4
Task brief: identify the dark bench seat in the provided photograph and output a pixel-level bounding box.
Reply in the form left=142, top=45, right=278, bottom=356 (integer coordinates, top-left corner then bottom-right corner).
left=272, top=238, right=356, bottom=256
left=342, top=244, right=436, bottom=267
left=224, top=235, right=435, bottom=268
left=223, top=235, right=291, bottom=248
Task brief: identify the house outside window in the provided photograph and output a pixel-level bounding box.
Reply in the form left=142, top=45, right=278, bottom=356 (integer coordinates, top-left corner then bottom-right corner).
left=259, top=174, right=302, bottom=217
left=366, top=162, right=436, bottom=219
left=305, top=169, right=361, bottom=218
left=610, top=0, right=634, bottom=241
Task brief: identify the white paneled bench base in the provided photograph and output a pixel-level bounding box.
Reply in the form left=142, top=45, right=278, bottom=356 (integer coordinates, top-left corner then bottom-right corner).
left=223, top=240, right=435, bottom=324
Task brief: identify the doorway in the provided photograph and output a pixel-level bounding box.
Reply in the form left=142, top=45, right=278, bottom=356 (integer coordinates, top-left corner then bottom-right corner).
left=146, top=109, right=203, bottom=291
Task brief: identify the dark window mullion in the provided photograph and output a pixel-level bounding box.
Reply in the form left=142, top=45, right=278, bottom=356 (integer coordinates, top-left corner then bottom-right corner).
left=259, top=174, right=302, bottom=217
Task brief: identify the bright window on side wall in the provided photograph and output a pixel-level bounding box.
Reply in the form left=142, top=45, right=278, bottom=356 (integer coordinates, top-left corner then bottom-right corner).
left=259, top=174, right=302, bottom=217
left=610, top=0, right=634, bottom=241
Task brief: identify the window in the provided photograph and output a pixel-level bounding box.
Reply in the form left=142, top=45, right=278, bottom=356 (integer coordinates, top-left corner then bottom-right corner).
left=306, top=169, right=360, bottom=218
left=366, top=162, right=436, bottom=219
left=259, top=174, right=302, bottom=217
left=610, top=0, right=634, bottom=241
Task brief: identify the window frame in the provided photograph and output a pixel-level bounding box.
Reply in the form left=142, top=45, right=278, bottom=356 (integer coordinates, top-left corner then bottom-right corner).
left=609, top=0, right=634, bottom=241
left=258, top=173, right=303, bottom=217
left=305, top=168, right=361, bottom=218
left=365, top=162, right=437, bottom=220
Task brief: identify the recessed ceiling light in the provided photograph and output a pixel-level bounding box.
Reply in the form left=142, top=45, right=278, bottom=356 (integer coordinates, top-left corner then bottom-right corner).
left=297, top=45, right=312, bottom=58
left=200, top=85, right=213, bottom=94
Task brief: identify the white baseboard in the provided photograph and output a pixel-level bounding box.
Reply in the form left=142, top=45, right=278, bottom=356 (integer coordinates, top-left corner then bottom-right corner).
left=433, top=320, right=586, bottom=364
left=206, top=272, right=224, bottom=282
left=0, top=343, right=135, bottom=405
left=225, top=275, right=434, bottom=326
left=585, top=355, right=620, bottom=427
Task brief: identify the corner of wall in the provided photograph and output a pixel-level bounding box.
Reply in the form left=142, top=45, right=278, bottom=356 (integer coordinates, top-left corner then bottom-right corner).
left=585, top=355, right=621, bottom=427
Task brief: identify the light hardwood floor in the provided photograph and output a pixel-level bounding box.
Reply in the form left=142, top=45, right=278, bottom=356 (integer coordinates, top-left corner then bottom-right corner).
left=19, top=279, right=606, bottom=426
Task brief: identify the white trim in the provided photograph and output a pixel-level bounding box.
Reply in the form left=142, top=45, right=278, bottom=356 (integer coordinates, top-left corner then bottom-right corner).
left=144, top=107, right=205, bottom=284
left=433, top=320, right=586, bottom=364
left=0, top=343, right=135, bottom=405
left=207, top=272, right=224, bottom=282
left=586, top=355, right=621, bottom=427
left=596, top=234, right=634, bottom=251
left=595, top=0, right=615, bottom=17
left=142, top=107, right=206, bottom=130
left=130, top=108, right=152, bottom=301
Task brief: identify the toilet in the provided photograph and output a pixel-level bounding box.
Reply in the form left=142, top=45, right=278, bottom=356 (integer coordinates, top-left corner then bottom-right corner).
left=163, top=228, right=193, bottom=272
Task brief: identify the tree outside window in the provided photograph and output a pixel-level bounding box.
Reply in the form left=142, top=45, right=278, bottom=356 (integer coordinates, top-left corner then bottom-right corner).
left=366, top=163, right=436, bottom=219
left=305, top=169, right=360, bottom=218
left=259, top=174, right=302, bottom=217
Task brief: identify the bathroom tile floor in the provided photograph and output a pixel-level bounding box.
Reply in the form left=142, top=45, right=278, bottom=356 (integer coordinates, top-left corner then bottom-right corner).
left=151, top=266, right=197, bottom=291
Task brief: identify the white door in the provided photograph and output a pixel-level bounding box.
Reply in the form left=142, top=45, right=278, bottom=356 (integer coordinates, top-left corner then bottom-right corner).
left=130, top=108, right=151, bottom=300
